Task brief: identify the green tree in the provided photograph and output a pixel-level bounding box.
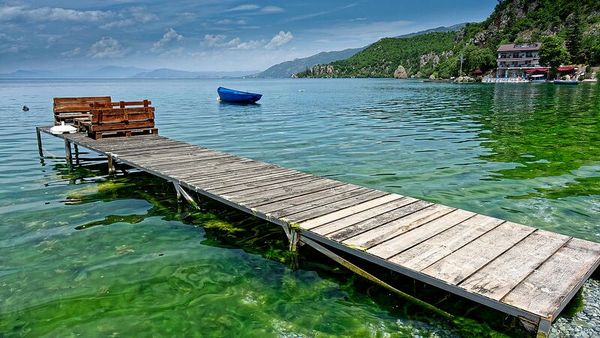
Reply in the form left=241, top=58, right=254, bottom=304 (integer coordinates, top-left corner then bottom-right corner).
left=539, top=36, right=570, bottom=79
left=565, top=13, right=583, bottom=63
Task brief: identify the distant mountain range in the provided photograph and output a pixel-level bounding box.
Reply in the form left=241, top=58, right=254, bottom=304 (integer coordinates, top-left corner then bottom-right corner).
left=0, top=66, right=258, bottom=79
left=255, top=47, right=366, bottom=78
left=255, top=24, right=467, bottom=78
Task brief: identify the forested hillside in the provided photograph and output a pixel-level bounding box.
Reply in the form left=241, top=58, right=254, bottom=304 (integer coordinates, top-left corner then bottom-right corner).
left=297, top=0, right=600, bottom=78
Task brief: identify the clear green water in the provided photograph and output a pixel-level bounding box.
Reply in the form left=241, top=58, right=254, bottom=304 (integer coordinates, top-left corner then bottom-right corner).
left=1, top=79, right=599, bottom=337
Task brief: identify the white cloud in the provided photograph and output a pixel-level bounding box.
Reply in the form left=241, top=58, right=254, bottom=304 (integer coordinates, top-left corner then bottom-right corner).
left=61, top=47, right=81, bottom=57
left=260, top=6, right=284, bottom=14
left=152, top=28, right=183, bottom=51
left=226, top=4, right=283, bottom=14
left=204, top=34, right=227, bottom=47
left=88, top=37, right=125, bottom=59
left=227, top=4, right=260, bottom=12
left=215, top=19, right=246, bottom=25
left=204, top=34, right=265, bottom=50
left=265, top=31, right=293, bottom=49
left=0, top=5, right=110, bottom=22
left=233, top=39, right=263, bottom=49
left=100, top=7, right=158, bottom=29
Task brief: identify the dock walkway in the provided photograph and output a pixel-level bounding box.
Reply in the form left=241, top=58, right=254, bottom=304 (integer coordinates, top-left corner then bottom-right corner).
left=38, top=127, right=600, bottom=336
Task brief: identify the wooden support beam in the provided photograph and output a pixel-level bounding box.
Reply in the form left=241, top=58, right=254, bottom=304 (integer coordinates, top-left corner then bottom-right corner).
left=107, top=154, right=116, bottom=175
left=35, top=127, right=44, bottom=157
left=64, top=139, right=72, bottom=165
left=74, top=144, right=80, bottom=165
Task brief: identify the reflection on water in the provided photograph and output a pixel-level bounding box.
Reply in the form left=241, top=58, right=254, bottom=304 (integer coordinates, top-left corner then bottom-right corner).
left=0, top=78, right=598, bottom=336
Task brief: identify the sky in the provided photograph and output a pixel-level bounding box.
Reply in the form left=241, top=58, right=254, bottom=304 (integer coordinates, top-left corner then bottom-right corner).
left=0, top=0, right=498, bottom=73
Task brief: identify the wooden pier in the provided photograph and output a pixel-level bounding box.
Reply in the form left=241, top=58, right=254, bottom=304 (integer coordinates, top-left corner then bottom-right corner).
left=38, top=127, right=600, bottom=337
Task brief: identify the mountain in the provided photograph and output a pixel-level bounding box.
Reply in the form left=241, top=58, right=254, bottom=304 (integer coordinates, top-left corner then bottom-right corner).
left=0, top=67, right=258, bottom=79
left=395, top=23, right=466, bottom=38
left=132, top=68, right=258, bottom=78
left=256, top=47, right=365, bottom=78
left=298, top=0, right=600, bottom=79
left=257, top=24, right=466, bottom=78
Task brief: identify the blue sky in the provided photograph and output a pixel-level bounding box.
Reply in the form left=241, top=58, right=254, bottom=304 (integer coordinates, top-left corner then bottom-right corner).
left=0, top=0, right=497, bottom=72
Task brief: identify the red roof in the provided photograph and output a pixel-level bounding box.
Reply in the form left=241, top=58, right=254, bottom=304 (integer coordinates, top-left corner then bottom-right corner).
left=526, top=67, right=549, bottom=74
left=557, top=66, right=576, bottom=72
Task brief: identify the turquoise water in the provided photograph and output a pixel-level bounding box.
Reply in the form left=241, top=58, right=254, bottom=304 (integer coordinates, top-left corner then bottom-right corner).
left=1, top=79, right=599, bottom=337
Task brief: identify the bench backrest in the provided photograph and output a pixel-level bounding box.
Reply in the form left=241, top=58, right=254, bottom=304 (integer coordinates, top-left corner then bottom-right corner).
left=53, top=96, right=112, bottom=113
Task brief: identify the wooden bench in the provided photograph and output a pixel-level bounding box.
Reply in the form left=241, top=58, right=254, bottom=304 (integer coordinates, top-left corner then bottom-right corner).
left=76, top=100, right=157, bottom=139
left=53, top=96, right=111, bottom=125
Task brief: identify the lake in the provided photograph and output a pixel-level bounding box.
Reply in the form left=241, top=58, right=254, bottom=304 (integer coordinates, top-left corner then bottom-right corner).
left=1, top=78, right=599, bottom=337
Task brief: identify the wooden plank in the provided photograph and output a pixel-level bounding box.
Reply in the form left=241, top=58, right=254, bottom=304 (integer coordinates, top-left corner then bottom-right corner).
left=154, top=157, right=253, bottom=174
left=459, top=230, right=570, bottom=300
left=255, top=184, right=363, bottom=213
left=268, top=187, right=373, bottom=219
left=367, top=209, right=476, bottom=259
left=124, top=150, right=227, bottom=166
left=231, top=179, right=346, bottom=206
left=342, top=204, right=456, bottom=249
left=207, top=176, right=321, bottom=204
left=282, top=190, right=388, bottom=223
left=198, top=168, right=303, bottom=190
left=208, top=172, right=314, bottom=194
left=311, top=197, right=418, bottom=235
left=325, top=199, right=433, bottom=240
left=389, top=214, right=504, bottom=271
left=184, top=166, right=291, bottom=187
left=149, top=157, right=259, bottom=174
left=296, top=194, right=401, bottom=229
left=501, top=238, right=600, bottom=317
left=115, top=144, right=209, bottom=157
left=422, top=222, right=536, bottom=285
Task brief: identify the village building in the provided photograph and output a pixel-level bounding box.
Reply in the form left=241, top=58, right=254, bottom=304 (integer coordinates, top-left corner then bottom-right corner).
left=496, top=43, right=542, bottom=78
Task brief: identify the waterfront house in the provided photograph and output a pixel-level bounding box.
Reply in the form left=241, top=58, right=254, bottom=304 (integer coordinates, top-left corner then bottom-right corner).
left=496, top=43, right=542, bottom=78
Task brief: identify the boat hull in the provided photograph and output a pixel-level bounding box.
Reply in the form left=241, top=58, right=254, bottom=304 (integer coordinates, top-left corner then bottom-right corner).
left=217, top=87, right=262, bottom=103
left=553, top=80, right=578, bottom=85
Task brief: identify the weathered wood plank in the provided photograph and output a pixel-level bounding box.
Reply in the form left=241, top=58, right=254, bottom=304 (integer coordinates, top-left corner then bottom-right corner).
left=125, top=151, right=230, bottom=168
left=389, top=214, right=504, bottom=271
left=342, top=204, right=456, bottom=250
left=203, top=175, right=318, bottom=199
left=422, top=222, right=536, bottom=285
left=312, top=197, right=418, bottom=235
left=325, top=199, right=433, bottom=241
left=166, top=161, right=272, bottom=179
left=199, top=169, right=306, bottom=190
left=269, top=187, right=374, bottom=218
left=296, top=194, right=401, bottom=229
left=367, top=209, right=476, bottom=259
left=232, top=179, right=346, bottom=206
left=501, top=238, right=600, bottom=317
left=255, top=184, right=363, bottom=213
left=459, top=230, right=571, bottom=300
left=155, top=157, right=253, bottom=175
left=282, top=190, right=388, bottom=223
left=209, top=172, right=312, bottom=194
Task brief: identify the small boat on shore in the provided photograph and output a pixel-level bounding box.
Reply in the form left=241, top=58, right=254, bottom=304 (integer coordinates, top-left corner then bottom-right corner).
left=553, top=80, right=578, bottom=85
left=217, top=87, right=262, bottom=103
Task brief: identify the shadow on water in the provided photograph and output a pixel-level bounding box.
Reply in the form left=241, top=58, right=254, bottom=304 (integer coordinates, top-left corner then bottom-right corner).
left=47, top=161, right=570, bottom=337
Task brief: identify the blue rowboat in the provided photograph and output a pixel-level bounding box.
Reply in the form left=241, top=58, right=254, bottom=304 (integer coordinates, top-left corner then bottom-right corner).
left=217, top=87, right=262, bottom=103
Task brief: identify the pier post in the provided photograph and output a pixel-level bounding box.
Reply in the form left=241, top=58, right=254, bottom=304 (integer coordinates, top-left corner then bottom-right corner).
left=107, top=154, right=116, bottom=175
left=74, top=144, right=80, bottom=165
left=64, top=140, right=72, bottom=165
left=35, top=127, right=44, bottom=157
